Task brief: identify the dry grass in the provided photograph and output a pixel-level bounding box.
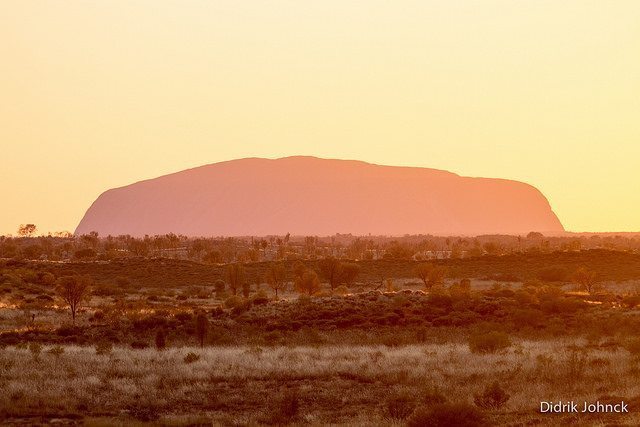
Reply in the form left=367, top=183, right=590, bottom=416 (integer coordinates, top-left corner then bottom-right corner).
left=1, top=340, right=640, bottom=425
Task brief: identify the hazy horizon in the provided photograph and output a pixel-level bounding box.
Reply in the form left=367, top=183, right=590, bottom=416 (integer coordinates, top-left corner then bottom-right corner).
left=1, top=1, right=639, bottom=234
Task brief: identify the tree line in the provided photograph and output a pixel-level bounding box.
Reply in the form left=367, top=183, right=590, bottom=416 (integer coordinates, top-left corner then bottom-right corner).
left=4, top=225, right=640, bottom=264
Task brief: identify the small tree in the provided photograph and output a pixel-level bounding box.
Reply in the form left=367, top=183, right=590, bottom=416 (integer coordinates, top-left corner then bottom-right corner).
left=265, top=262, right=287, bottom=299
left=295, top=269, right=321, bottom=296
left=17, top=224, right=37, bottom=237
left=318, top=257, right=342, bottom=293
left=214, top=279, right=226, bottom=298
left=56, top=275, right=91, bottom=324
left=414, top=263, right=447, bottom=290
left=414, top=263, right=434, bottom=289
left=340, top=263, right=360, bottom=287
left=573, top=267, right=598, bottom=294
left=227, top=263, right=245, bottom=296
left=242, top=281, right=251, bottom=298
left=527, top=231, right=544, bottom=239
left=427, top=266, right=448, bottom=289
left=195, top=313, right=208, bottom=347
left=293, top=261, right=306, bottom=281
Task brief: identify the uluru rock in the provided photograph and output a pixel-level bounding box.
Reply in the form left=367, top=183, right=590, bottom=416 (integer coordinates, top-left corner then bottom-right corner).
left=75, top=156, right=564, bottom=236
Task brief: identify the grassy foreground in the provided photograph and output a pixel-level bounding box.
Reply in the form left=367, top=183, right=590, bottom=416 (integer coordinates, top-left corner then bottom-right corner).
left=1, top=340, right=640, bottom=425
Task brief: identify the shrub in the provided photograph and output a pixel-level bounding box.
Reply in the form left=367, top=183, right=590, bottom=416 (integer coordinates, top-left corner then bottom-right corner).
left=468, top=331, right=511, bottom=354
left=129, top=402, right=160, bottom=421
left=184, top=352, right=200, bottom=364
left=385, top=279, right=397, bottom=292
left=270, top=390, right=299, bottom=423
left=381, top=334, right=404, bottom=347
left=421, top=388, right=447, bottom=407
left=214, top=279, right=226, bottom=297
left=224, top=295, right=244, bottom=310
left=622, top=295, right=640, bottom=309
left=195, top=313, right=209, bottom=347
left=209, top=325, right=235, bottom=345
left=535, top=354, right=554, bottom=372
left=298, top=327, right=326, bottom=345
left=115, top=276, right=131, bottom=287
left=175, top=312, right=193, bottom=323
left=39, top=272, right=56, bottom=286
left=56, top=325, right=80, bottom=337
left=565, top=348, right=589, bottom=380
left=73, top=248, right=96, bottom=259
left=414, top=327, right=430, bottom=343
left=133, top=315, right=167, bottom=332
left=47, top=345, right=65, bottom=357
left=537, top=266, right=569, bottom=282
left=91, top=310, right=105, bottom=322
left=297, top=294, right=312, bottom=305
left=95, top=341, right=113, bottom=355
left=251, top=290, right=270, bottom=305
left=131, top=340, right=149, bottom=349
left=511, top=309, right=544, bottom=330
left=242, top=282, right=251, bottom=298
left=626, top=338, right=640, bottom=356
left=28, top=342, right=42, bottom=361
left=407, top=403, right=487, bottom=427
left=262, top=331, right=285, bottom=346
left=385, top=391, right=416, bottom=419
left=335, top=285, right=349, bottom=295
left=474, top=381, right=510, bottom=409
left=155, top=329, right=166, bottom=350
left=589, top=357, right=610, bottom=368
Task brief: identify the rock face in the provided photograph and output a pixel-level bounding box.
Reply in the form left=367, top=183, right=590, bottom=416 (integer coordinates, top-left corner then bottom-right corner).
left=75, top=156, right=564, bottom=236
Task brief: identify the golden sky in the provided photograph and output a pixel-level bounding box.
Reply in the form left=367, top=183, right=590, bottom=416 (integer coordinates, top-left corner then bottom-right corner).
left=1, top=1, right=639, bottom=235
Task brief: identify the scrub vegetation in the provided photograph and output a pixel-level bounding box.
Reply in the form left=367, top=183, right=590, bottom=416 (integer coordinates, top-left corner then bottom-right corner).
left=2, top=231, right=640, bottom=424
